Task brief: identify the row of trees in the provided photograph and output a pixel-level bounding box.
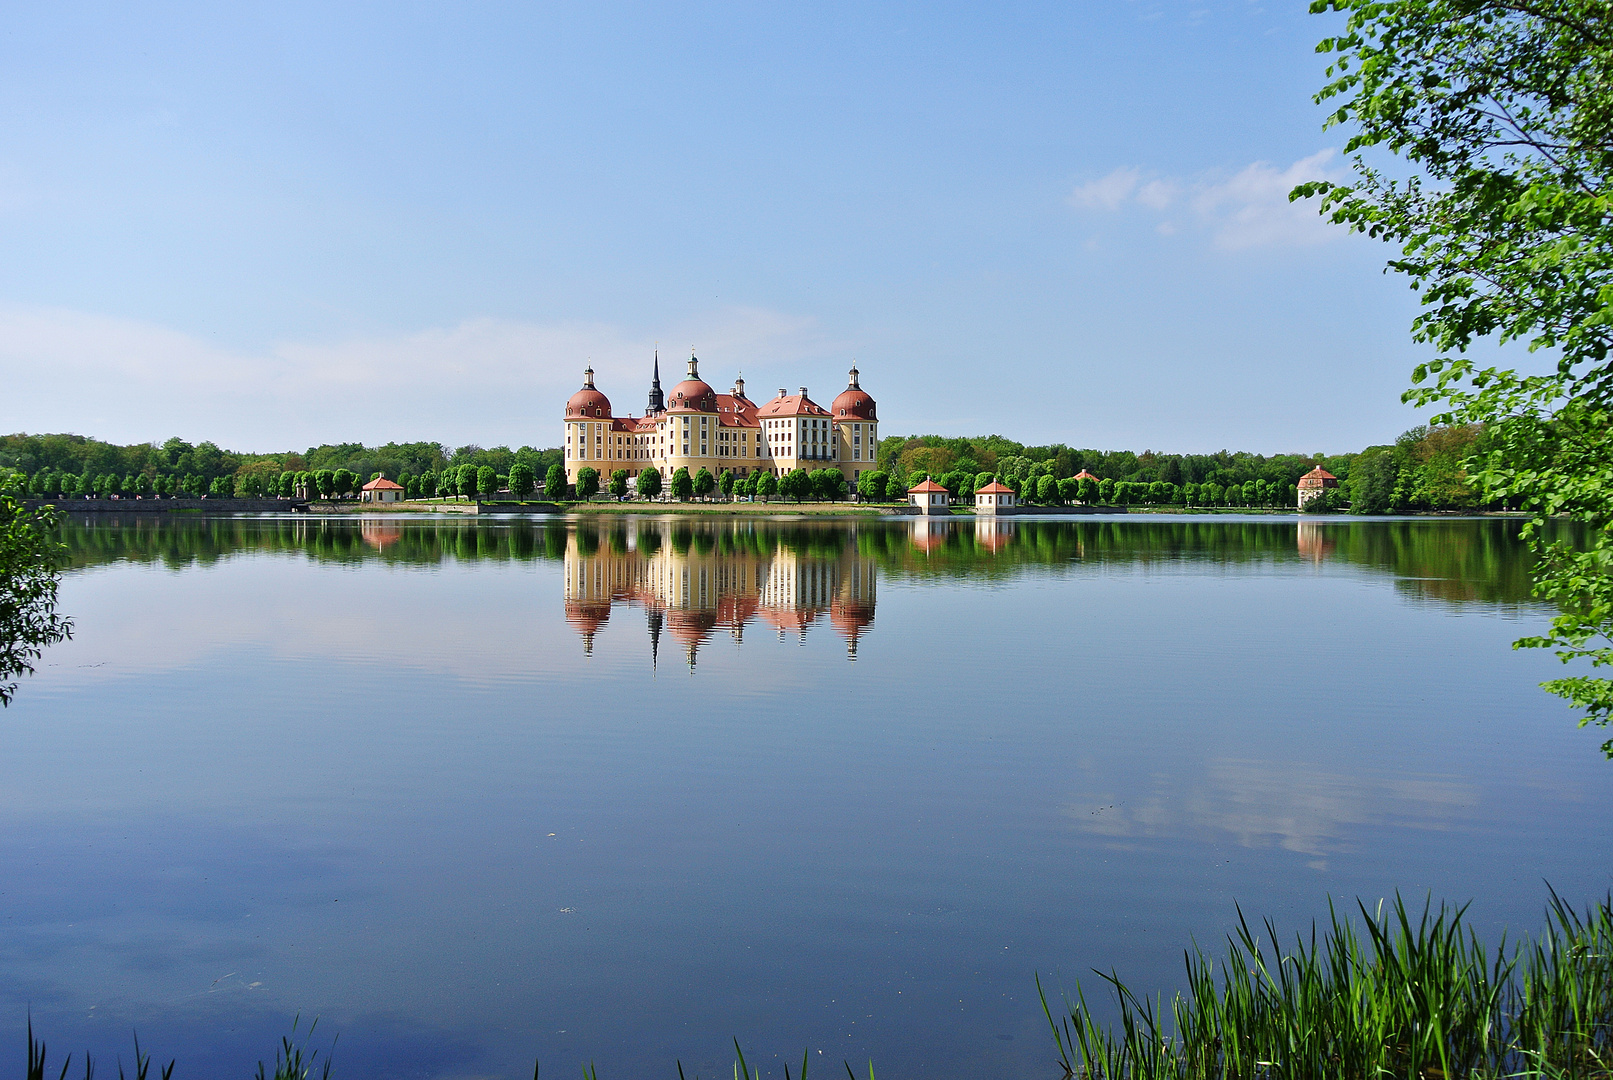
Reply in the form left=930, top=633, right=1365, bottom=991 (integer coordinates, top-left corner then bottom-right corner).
left=3, top=468, right=239, bottom=500
left=566, top=466, right=853, bottom=503
left=875, top=434, right=1350, bottom=496
left=0, top=434, right=563, bottom=503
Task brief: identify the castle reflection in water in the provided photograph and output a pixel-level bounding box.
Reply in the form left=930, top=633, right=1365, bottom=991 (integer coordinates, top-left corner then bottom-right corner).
left=560, top=521, right=909, bottom=666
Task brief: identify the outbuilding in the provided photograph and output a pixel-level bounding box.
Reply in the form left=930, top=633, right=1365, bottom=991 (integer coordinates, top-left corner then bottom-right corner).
left=361, top=476, right=406, bottom=503
left=908, top=478, right=951, bottom=515
left=1297, top=466, right=1340, bottom=509
left=974, top=480, right=1017, bottom=516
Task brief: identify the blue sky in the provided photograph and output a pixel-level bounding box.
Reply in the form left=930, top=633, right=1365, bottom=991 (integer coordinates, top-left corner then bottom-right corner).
left=1, top=1, right=1447, bottom=454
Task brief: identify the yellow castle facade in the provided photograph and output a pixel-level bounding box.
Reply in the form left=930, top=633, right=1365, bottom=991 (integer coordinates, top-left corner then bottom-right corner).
left=562, top=352, right=879, bottom=488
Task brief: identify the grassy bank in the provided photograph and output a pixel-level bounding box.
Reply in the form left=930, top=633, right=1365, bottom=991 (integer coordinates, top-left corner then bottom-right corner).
left=23, top=892, right=1612, bottom=1079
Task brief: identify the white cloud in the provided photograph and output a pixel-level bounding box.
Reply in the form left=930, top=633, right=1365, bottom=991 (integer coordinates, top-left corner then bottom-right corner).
left=1067, top=167, right=1140, bottom=211
left=1135, top=178, right=1179, bottom=210
left=0, top=304, right=827, bottom=452
left=1067, top=149, right=1345, bottom=250
left=1193, top=150, right=1343, bottom=250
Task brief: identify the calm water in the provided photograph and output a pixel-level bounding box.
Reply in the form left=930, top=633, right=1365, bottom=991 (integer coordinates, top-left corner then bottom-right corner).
left=3, top=513, right=1609, bottom=1079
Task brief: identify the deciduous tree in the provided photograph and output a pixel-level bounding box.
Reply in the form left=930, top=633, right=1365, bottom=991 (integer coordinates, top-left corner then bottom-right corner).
left=1302, top=0, right=1613, bottom=746
left=637, top=467, right=663, bottom=499
left=509, top=463, right=536, bottom=499
left=544, top=464, right=567, bottom=500
left=576, top=467, right=600, bottom=500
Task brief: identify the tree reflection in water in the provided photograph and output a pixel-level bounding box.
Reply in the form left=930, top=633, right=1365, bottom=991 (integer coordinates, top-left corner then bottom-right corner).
left=47, top=512, right=1550, bottom=669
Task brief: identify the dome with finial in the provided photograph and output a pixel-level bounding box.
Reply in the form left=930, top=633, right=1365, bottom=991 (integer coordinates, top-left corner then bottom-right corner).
left=832, top=363, right=875, bottom=420
left=565, top=365, right=612, bottom=418
left=668, top=350, right=717, bottom=413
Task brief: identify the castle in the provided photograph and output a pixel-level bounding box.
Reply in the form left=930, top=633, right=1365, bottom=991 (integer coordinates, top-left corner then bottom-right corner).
left=563, top=352, right=878, bottom=489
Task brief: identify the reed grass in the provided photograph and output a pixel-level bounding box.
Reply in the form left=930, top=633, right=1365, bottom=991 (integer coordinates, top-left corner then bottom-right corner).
left=1039, top=891, right=1613, bottom=1079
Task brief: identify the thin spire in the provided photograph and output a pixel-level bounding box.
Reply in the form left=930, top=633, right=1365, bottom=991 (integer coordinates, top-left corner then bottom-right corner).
left=648, top=349, right=665, bottom=414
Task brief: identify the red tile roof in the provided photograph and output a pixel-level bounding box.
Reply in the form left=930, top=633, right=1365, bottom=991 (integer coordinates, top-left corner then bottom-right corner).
left=362, top=477, right=404, bottom=491
left=1073, top=469, right=1100, bottom=482
left=909, top=479, right=948, bottom=493
left=976, top=481, right=1014, bottom=494
left=757, top=393, right=829, bottom=418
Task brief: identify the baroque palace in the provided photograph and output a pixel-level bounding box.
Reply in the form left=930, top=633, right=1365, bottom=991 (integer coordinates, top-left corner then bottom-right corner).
left=563, top=352, right=879, bottom=488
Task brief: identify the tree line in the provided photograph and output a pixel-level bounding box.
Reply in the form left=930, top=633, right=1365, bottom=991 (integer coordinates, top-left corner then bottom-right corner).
left=0, top=433, right=561, bottom=501
left=867, top=424, right=1500, bottom=512
left=1, top=424, right=1499, bottom=512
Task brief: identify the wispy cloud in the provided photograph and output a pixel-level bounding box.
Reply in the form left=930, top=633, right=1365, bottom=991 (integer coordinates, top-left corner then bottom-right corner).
left=0, top=304, right=827, bottom=452
left=1068, top=167, right=1141, bottom=211
left=1068, top=150, right=1345, bottom=250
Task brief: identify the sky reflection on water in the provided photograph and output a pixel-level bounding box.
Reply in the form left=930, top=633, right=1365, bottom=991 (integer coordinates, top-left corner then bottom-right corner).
left=1, top=514, right=1606, bottom=1080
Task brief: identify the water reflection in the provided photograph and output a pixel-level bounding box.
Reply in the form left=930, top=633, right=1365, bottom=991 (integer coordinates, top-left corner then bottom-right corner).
left=9, top=510, right=1603, bottom=1080
left=562, top=522, right=877, bottom=664
left=1067, top=759, right=1480, bottom=870
left=52, top=512, right=1545, bottom=610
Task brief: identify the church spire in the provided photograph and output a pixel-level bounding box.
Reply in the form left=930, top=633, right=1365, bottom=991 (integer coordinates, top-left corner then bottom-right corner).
left=647, top=349, right=665, bottom=414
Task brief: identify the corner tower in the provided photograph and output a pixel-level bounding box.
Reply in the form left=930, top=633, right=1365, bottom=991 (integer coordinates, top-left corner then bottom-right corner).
left=831, top=363, right=877, bottom=484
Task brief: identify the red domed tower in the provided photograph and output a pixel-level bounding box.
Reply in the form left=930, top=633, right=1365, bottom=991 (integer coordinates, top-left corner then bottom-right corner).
left=667, top=352, right=717, bottom=413
left=832, top=364, right=875, bottom=421
left=563, top=365, right=615, bottom=488
left=830, top=364, right=878, bottom=483
left=565, top=365, right=612, bottom=419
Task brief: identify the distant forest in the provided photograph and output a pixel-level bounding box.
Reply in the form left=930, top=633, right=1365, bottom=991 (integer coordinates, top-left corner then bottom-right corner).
left=0, top=434, right=562, bottom=500
left=0, top=423, right=1496, bottom=512
left=873, top=425, right=1496, bottom=512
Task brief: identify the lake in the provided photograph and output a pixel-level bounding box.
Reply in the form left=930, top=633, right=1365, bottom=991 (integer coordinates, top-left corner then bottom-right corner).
left=2, top=513, right=1608, bottom=1080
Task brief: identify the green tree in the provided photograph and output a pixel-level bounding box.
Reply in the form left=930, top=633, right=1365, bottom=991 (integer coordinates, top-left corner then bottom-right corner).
left=509, top=463, right=536, bottom=499
left=456, top=464, right=479, bottom=501
left=637, top=467, right=663, bottom=499
left=780, top=468, right=811, bottom=502
left=859, top=470, right=889, bottom=501
left=609, top=469, right=630, bottom=499
left=1302, top=0, right=1613, bottom=746
left=278, top=471, right=296, bottom=498
left=314, top=469, right=335, bottom=500
left=544, top=464, right=567, bottom=500
left=0, top=497, right=72, bottom=704
left=814, top=469, right=848, bottom=501
left=756, top=471, right=778, bottom=501
left=477, top=465, right=498, bottom=499
left=576, top=467, right=599, bottom=500
left=1037, top=475, right=1058, bottom=504
left=1350, top=446, right=1403, bottom=515
left=670, top=466, right=693, bottom=501
left=1098, top=477, right=1116, bottom=504
left=719, top=470, right=735, bottom=498
left=692, top=467, right=716, bottom=499
left=881, top=473, right=905, bottom=502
